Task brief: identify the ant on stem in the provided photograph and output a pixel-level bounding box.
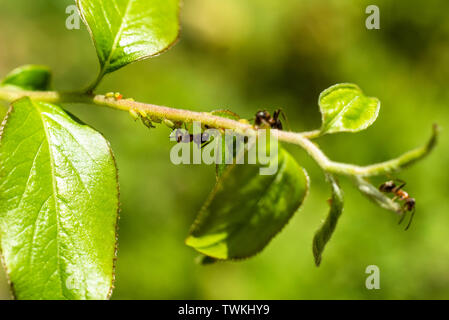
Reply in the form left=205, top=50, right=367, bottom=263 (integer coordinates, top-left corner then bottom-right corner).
left=379, top=179, right=416, bottom=230
left=173, top=128, right=211, bottom=148
left=254, top=109, right=289, bottom=130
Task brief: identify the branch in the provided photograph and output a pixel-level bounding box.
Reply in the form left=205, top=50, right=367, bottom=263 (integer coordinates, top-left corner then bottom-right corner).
left=0, top=87, right=438, bottom=177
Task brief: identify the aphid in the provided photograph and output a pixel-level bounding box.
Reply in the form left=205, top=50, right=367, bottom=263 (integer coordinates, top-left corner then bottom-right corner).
left=163, top=119, right=175, bottom=129
left=105, top=92, right=123, bottom=100
left=149, top=116, right=162, bottom=124
left=254, top=109, right=287, bottom=130
left=141, top=117, right=155, bottom=129
left=379, top=179, right=416, bottom=230
left=129, top=108, right=139, bottom=121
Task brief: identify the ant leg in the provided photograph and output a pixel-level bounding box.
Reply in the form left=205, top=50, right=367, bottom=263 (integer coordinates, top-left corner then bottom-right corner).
left=397, top=201, right=410, bottom=226
left=398, top=211, right=407, bottom=225
left=404, top=208, right=415, bottom=231
left=201, top=141, right=212, bottom=149
left=384, top=175, right=406, bottom=191
left=385, top=174, right=405, bottom=184
left=397, top=181, right=407, bottom=189
left=200, top=139, right=213, bottom=149
left=257, top=119, right=271, bottom=128
left=393, top=182, right=407, bottom=194
left=392, top=177, right=406, bottom=189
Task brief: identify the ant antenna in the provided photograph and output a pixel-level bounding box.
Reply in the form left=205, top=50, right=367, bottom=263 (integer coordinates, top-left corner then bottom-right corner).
left=405, top=208, right=415, bottom=231
left=398, top=211, right=407, bottom=226
left=275, top=108, right=291, bottom=131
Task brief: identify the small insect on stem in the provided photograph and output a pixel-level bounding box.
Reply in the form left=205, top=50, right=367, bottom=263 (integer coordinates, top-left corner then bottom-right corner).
left=163, top=119, right=175, bottom=129
left=105, top=92, right=124, bottom=101
left=379, top=180, right=416, bottom=230
left=173, top=129, right=211, bottom=148
left=141, top=117, right=155, bottom=129
left=129, top=108, right=140, bottom=121
left=254, top=109, right=288, bottom=130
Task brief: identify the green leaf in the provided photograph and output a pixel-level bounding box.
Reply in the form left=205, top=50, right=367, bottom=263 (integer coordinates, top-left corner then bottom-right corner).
left=1, top=65, right=51, bottom=91
left=0, top=98, right=119, bottom=300
left=312, top=174, right=344, bottom=267
left=186, top=147, right=309, bottom=260
left=77, top=0, right=180, bottom=75
left=319, top=83, right=380, bottom=135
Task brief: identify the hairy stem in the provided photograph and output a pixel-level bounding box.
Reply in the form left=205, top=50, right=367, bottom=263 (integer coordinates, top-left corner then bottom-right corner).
left=0, top=88, right=438, bottom=177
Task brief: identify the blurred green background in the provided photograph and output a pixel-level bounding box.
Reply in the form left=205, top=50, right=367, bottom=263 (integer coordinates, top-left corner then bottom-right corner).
left=0, top=0, right=448, bottom=299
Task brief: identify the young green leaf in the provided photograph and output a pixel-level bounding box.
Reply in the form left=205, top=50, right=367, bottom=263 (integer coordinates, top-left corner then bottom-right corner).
left=1, top=65, right=51, bottom=91
left=319, top=83, right=380, bottom=135
left=186, top=147, right=309, bottom=260
left=312, top=174, right=344, bottom=267
left=0, top=98, right=119, bottom=300
left=353, top=176, right=402, bottom=214
left=77, top=0, right=180, bottom=77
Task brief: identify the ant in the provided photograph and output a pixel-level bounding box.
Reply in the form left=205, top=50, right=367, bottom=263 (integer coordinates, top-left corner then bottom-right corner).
left=379, top=179, right=416, bottom=230
left=254, top=109, right=288, bottom=130
left=173, top=128, right=211, bottom=148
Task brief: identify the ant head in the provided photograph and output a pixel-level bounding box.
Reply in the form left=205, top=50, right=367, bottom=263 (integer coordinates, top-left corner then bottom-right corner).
left=379, top=180, right=396, bottom=192
left=174, top=129, right=184, bottom=142
left=174, top=129, right=191, bottom=143
left=405, top=198, right=416, bottom=211
left=256, top=110, right=270, bottom=119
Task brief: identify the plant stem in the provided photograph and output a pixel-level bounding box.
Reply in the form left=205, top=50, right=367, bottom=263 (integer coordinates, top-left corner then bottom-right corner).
left=0, top=87, right=438, bottom=177
left=84, top=69, right=106, bottom=94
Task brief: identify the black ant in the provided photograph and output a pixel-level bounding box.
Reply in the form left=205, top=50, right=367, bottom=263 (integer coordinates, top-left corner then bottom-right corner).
left=379, top=179, right=416, bottom=230
left=173, top=129, right=211, bottom=148
left=254, top=109, right=287, bottom=130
